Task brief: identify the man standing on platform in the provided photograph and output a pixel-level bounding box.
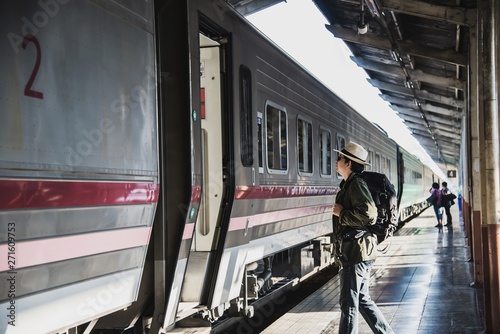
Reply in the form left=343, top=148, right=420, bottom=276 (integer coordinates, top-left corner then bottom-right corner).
left=441, top=181, right=453, bottom=226
left=332, top=141, right=394, bottom=334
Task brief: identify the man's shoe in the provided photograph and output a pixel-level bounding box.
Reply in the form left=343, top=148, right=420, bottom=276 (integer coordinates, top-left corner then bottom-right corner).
left=435, top=224, right=442, bottom=228
left=445, top=223, right=452, bottom=227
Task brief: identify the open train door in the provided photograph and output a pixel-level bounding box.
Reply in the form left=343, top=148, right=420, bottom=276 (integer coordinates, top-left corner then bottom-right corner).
left=170, top=32, right=229, bottom=323
left=153, top=1, right=236, bottom=331
left=153, top=1, right=209, bottom=331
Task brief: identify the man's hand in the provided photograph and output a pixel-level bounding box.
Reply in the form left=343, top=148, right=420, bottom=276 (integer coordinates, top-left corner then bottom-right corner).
left=332, top=204, right=344, bottom=217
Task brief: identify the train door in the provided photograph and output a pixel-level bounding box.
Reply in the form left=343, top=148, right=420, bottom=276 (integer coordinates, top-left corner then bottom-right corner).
left=152, top=1, right=236, bottom=330
left=197, top=34, right=223, bottom=252
left=155, top=2, right=244, bottom=329
left=173, top=32, right=229, bottom=322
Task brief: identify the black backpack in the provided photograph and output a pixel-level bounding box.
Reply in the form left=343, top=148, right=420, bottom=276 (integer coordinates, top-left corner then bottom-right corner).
left=361, top=171, right=398, bottom=243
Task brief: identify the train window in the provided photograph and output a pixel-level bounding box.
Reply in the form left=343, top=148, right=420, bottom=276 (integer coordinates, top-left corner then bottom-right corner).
left=387, top=158, right=392, bottom=179
left=266, top=102, right=288, bottom=173
left=297, top=118, right=313, bottom=175
left=375, top=154, right=380, bottom=172
left=366, top=150, right=374, bottom=172
left=336, top=135, right=346, bottom=179
left=240, top=65, right=253, bottom=167
left=411, top=170, right=422, bottom=184
left=319, top=127, right=332, bottom=176
left=414, top=170, right=422, bottom=185
left=257, top=112, right=264, bottom=173
left=336, top=135, right=346, bottom=156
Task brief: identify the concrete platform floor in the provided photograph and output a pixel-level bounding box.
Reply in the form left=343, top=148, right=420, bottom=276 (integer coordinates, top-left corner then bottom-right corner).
left=262, top=204, right=485, bottom=334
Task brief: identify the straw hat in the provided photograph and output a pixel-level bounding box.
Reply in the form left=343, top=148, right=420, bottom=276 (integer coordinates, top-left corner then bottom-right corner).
left=334, top=141, right=370, bottom=165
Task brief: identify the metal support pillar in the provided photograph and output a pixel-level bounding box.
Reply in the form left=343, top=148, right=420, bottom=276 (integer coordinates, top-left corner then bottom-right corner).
left=469, top=1, right=484, bottom=286
left=479, top=0, right=500, bottom=332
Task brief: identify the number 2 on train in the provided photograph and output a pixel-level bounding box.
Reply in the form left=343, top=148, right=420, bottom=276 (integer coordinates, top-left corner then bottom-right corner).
left=22, top=34, right=44, bottom=99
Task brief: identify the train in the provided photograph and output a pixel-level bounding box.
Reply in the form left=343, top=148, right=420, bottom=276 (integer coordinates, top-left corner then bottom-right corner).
left=0, top=1, right=437, bottom=333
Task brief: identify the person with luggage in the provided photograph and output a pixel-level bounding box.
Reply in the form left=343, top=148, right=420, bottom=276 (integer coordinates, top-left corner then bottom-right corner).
left=332, top=141, right=394, bottom=334
left=441, top=182, right=453, bottom=227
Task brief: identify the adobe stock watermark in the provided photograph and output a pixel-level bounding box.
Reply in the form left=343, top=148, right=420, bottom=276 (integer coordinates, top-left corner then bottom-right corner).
left=7, top=0, right=72, bottom=53
left=6, top=222, right=17, bottom=327
left=60, top=65, right=159, bottom=167
left=233, top=292, right=289, bottom=334
left=75, top=271, right=135, bottom=319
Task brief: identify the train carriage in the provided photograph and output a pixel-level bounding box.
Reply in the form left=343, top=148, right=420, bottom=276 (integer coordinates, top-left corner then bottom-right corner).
left=0, top=1, right=436, bottom=333
left=0, top=1, right=158, bottom=333
left=398, top=147, right=435, bottom=221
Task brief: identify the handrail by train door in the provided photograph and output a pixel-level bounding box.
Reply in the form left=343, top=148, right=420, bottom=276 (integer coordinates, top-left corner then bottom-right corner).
left=396, top=145, right=404, bottom=210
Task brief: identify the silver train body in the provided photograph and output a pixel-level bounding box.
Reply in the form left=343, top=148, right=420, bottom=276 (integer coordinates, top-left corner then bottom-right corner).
left=0, top=1, right=435, bottom=333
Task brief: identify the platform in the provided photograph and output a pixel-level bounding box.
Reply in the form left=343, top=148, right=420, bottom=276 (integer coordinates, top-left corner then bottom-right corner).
left=261, top=204, right=486, bottom=334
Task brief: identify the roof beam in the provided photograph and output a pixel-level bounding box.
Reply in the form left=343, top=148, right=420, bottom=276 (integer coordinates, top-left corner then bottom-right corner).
left=393, top=106, right=461, bottom=128
left=402, top=119, right=433, bottom=132
left=413, top=130, right=460, bottom=156
left=417, top=138, right=458, bottom=151
left=409, top=140, right=459, bottom=163
left=351, top=56, right=465, bottom=90
left=327, top=24, right=467, bottom=66
left=378, top=0, right=475, bottom=27
left=367, top=78, right=464, bottom=109
left=404, top=119, right=460, bottom=138
left=407, top=122, right=461, bottom=140
left=382, top=95, right=463, bottom=119
left=338, top=0, right=476, bottom=26
left=397, top=39, right=467, bottom=67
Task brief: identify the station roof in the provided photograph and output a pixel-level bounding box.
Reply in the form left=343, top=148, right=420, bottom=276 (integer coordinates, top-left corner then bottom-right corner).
left=227, top=0, right=477, bottom=168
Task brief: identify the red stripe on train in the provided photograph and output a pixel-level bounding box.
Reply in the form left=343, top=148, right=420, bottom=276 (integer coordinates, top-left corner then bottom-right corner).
left=235, top=185, right=339, bottom=199
left=0, top=179, right=159, bottom=209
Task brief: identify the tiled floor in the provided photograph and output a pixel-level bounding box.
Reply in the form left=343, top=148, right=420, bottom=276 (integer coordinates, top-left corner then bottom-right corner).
left=262, top=204, right=486, bottom=334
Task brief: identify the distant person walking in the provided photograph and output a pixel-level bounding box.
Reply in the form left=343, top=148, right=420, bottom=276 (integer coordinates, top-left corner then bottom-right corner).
left=441, top=182, right=453, bottom=227
left=332, top=141, right=394, bottom=334
left=429, top=182, right=443, bottom=228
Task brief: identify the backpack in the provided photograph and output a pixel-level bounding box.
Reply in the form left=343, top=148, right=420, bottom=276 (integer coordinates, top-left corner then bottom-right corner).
left=441, top=192, right=457, bottom=205
left=361, top=171, right=398, bottom=243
